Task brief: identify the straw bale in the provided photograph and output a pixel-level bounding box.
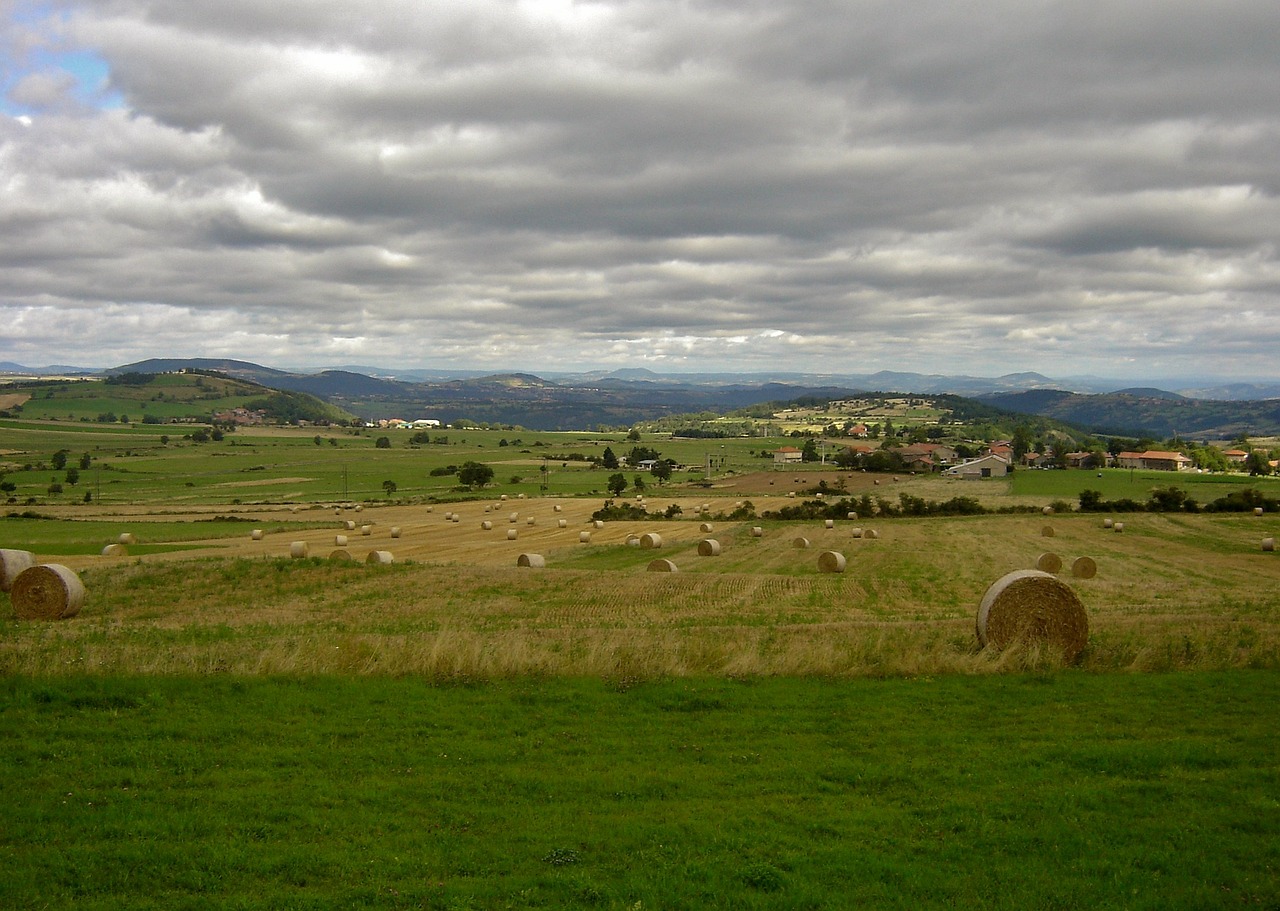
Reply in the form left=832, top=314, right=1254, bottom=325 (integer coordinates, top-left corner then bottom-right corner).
left=697, top=539, right=721, bottom=556
left=0, top=549, right=37, bottom=592
left=344, top=520, right=356, bottom=530
left=558, top=518, right=568, bottom=528
left=751, top=527, right=763, bottom=537
left=1041, top=526, right=1055, bottom=537
left=427, top=506, right=434, bottom=513
left=627, top=535, right=640, bottom=547
left=335, top=534, right=348, bottom=546
left=290, top=541, right=309, bottom=558
left=815, top=493, right=824, bottom=500
left=1255, top=507, right=1264, bottom=516
left=1035, top=552, right=1063, bottom=573
left=594, top=520, right=604, bottom=529
left=366, top=550, right=394, bottom=565
left=787, top=492, right=796, bottom=498
left=517, top=553, right=546, bottom=568
left=1263, top=538, right=1275, bottom=552
left=101, top=543, right=127, bottom=557
left=518, top=493, right=526, bottom=499
left=452, top=515, right=460, bottom=523
left=850, top=527, right=863, bottom=538
left=509, top=512, right=520, bottom=523
left=361, top=525, right=372, bottom=536
left=554, top=504, right=562, bottom=512
left=864, top=529, right=879, bottom=539
left=847, top=512, right=858, bottom=520
left=793, top=536, right=810, bottom=549
left=251, top=529, right=264, bottom=541
left=1103, top=518, right=1114, bottom=528
left=579, top=531, right=592, bottom=543
left=976, top=569, right=1089, bottom=663
left=118, top=532, right=137, bottom=545
left=507, top=529, right=518, bottom=540
left=700, top=522, right=714, bottom=533
left=11, top=564, right=84, bottom=620
left=500, top=494, right=508, bottom=500
left=527, top=516, right=536, bottom=525
left=824, top=519, right=835, bottom=529
left=1071, top=556, right=1098, bottom=579
left=390, top=527, right=401, bottom=538
left=640, top=532, right=663, bottom=549
left=482, top=520, right=493, bottom=530
left=1042, top=506, right=1054, bottom=516
left=646, top=558, right=678, bottom=572
left=1114, top=522, right=1125, bottom=533
left=818, top=551, right=847, bottom=573
left=329, top=549, right=353, bottom=562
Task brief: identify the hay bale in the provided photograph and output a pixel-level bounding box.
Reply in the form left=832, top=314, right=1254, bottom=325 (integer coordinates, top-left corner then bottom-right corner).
left=647, top=558, right=678, bottom=572
left=864, top=529, right=878, bottom=540
left=1035, top=552, right=1063, bottom=573
left=500, top=494, right=508, bottom=501
left=976, top=569, right=1089, bottom=662
left=1041, top=526, right=1055, bottom=537
left=101, top=543, right=127, bottom=557
left=0, top=550, right=37, bottom=592
left=558, top=518, right=568, bottom=528
left=366, top=550, right=394, bottom=565
left=847, top=511, right=858, bottom=521
left=815, top=493, right=824, bottom=500
left=251, top=529, right=264, bottom=541
left=11, top=564, right=84, bottom=620
left=335, top=534, right=348, bottom=546
left=118, top=532, right=136, bottom=545
left=1255, top=507, right=1264, bottom=516
left=361, top=525, right=372, bottom=536
left=850, top=527, right=863, bottom=539
left=579, top=531, right=592, bottom=543
left=344, top=520, right=357, bottom=530
left=290, top=541, right=309, bottom=558
left=818, top=551, right=847, bottom=573
left=354, top=505, right=363, bottom=512
left=751, top=527, right=763, bottom=537
left=1103, top=518, right=1114, bottom=529
left=793, top=536, right=810, bottom=549
left=329, top=549, right=354, bottom=562
left=517, top=553, right=546, bottom=568
left=627, top=535, right=640, bottom=547
left=640, top=532, right=663, bottom=549
left=509, top=512, right=520, bottom=523
left=554, top=504, right=562, bottom=512
left=697, top=538, right=721, bottom=556
left=700, top=522, right=713, bottom=533
left=594, top=520, right=604, bottom=529
left=481, top=520, right=493, bottom=530
left=507, top=529, right=518, bottom=540
left=526, top=516, right=536, bottom=526
left=390, top=527, right=402, bottom=539
left=824, top=519, right=834, bottom=529
left=1114, top=522, right=1125, bottom=533
left=1042, top=506, right=1054, bottom=516
left=1071, top=556, right=1098, bottom=579
left=1263, top=538, right=1275, bottom=552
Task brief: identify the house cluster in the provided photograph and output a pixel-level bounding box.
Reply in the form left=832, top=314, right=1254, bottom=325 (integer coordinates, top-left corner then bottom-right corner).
left=365, top=418, right=442, bottom=430
left=212, top=407, right=269, bottom=425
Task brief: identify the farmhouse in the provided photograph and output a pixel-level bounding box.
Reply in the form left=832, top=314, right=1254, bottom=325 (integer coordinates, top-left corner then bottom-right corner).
left=1223, top=449, right=1249, bottom=465
left=943, top=454, right=1010, bottom=479
left=1117, top=450, right=1193, bottom=471
left=773, top=446, right=804, bottom=464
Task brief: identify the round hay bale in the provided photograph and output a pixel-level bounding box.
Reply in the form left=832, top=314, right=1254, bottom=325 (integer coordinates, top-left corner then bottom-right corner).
left=11, top=564, right=84, bottom=620
left=290, top=541, right=309, bottom=558
left=593, top=520, right=604, bottom=529
left=1114, top=522, right=1125, bottom=533
left=0, top=549, right=37, bottom=592
left=390, top=527, right=402, bottom=539
left=700, top=522, right=713, bottom=533
left=818, top=551, right=847, bottom=573
left=847, top=511, right=858, bottom=521
left=626, top=535, right=640, bottom=547
left=500, top=494, right=508, bottom=501
left=452, top=515, right=460, bottom=523
left=481, top=520, right=493, bottom=530
left=824, top=519, right=834, bottom=529
left=558, top=518, right=568, bottom=528
left=101, top=543, right=127, bottom=557
left=976, top=569, right=1089, bottom=663
left=1263, top=538, right=1275, bottom=552
left=118, top=532, right=136, bottom=545
left=427, top=506, right=435, bottom=513
left=1071, top=556, right=1098, bottom=579
left=751, top=527, right=763, bottom=537
left=815, top=493, right=824, bottom=500
left=509, top=512, right=520, bottom=523
left=361, top=525, right=372, bottom=536
left=873, top=479, right=880, bottom=486
left=792, top=536, right=810, bottom=549
left=579, top=531, right=592, bottom=543
left=329, top=549, right=354, bottom=562
left=335, top=534, right=348, bottom=546
left=517, top=553, right=546, bottom=568
left=366, top=550, right=394, bottom=565
left=526, top=516, right=536, bottom=526
left=251, top=529, right=264, bottom=541
left=864, top=529, right=879, bottom=540
left=1035, top=552, right=1063, bottom=573
left=697, top=539, right=721, bottom=556
left=354, top=505, right=364, bottom=513
left=554, top=504, right=562, bottom=512
left=640, top=532, right=663, bottom=549
left=1041, top=526, right=1055, bottom=537
left=518, top=493, right=526, bottom=499
left=787, top=491, right=796, bottom=498
left=1042, top=506, right=1054, bottom=516
left=507, top=529, right=518, bottom=540
left=1103, top=517, right=1114, bottom=529
left=646, top=558, right=678, bottom=572
left=850, top=527, right=864, bottom=539
left=344, top=520, right=357, bottom=530
left=1254, top=507, right=1264, bottom=516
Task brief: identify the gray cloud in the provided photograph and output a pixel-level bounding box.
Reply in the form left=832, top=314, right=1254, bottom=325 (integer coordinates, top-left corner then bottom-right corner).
left=1, top=0, right=1277, bottom=380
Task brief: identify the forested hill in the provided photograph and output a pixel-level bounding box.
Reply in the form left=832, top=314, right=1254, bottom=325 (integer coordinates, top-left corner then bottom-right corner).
left=978, top=390, right=1280, bottom=438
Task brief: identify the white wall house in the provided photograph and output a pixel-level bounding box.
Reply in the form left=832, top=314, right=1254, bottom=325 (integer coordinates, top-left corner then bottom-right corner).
left=942, top=454, right=1010, bottom=479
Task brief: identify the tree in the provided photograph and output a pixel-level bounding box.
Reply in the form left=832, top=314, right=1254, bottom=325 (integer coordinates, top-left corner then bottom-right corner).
left=801, top=439, right=820, bottom=462
left=1012, top=425, right=1034, bottom=460
left=607, top=473, right=627, bottom=497
left=65, top=467, right=80, bottom=486
left=314, top=435, right=323, bottom=446
left=601, top=446, right=619, bottom=470
left=52, top=450, right=69, bottom=471
left=1244, top=451, right=1273, bottom=476
left=375, top=436, right=391, bottom=449
left=627, top=428, right=641, bottom=442
left=632, top=475, right=646, bottom=493
left=458, top=461, right=494, bottom=490
left=79, top=452, right=91, bottom=470
left=382, top=480, right=397, bottom=497
left=650, top=460, right=673, bottom=485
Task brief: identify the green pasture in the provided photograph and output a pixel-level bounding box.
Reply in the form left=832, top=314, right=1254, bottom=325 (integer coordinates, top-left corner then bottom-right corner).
left=1010, top=466, right=1273, bottom=506
left=1, top=672, right=1277, bottom=911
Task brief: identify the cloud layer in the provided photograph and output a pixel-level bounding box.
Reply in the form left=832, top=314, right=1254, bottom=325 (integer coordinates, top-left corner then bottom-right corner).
left=3, top=0, right=1278, bottom=378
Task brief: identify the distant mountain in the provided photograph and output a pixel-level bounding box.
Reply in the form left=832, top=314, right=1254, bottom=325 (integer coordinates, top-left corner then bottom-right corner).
left=0, top=361, right=100, bottom=375
left=979, top=390, right=1280, bottom=439
left=108, top=358, right=294, bottom=381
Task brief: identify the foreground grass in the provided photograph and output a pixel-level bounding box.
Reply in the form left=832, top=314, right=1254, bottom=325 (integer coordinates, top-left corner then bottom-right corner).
left=1, top=673, right=1276, bottom=910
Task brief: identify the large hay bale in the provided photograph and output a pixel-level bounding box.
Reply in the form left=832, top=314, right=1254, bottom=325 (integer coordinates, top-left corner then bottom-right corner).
left=626, top=535, right=640, bottom=547
left=290, top=541, right=309, bottom=558
left=517, top=553, right=546, bottom=568
left=329, top=549, right=354, bottom=562
left=1042, top=506, right=1054, bottom=516
left=647, top=558, right=678, bottom=572
left=101, top=543, right=127, bottom=557
left=0, top=549, right=37, bottom=592
left=11, top=564, right=84, bottom=620
left=366, top=550, right=394, bottom=565
left=850, top=527, right=864, bottom=539
left=558, top=518, right=568, bottom=528
left=251, top=529, right=264, bottom=541
left=700, top=522, right=713, bottom=533
left=335, top=534, right=348, bottom=546
left=593, top=520, right=604, bottom=529
left=579, top=531, right=592, bottom=543
left=481, top=520, right=493, bottom=530
left=390, top=527, right=402, bottom=539
left=1114, top=522, right=1125, bottom=533
left=847, top=511, right=858, bottom=520
left=361, top=525, right=372, bottom=536
left=1263, top=538, right=1275, bottom=552
left=1103, top=518, right=1114, bottom=529
left=1254, top=507, right=1264, bottom=516
left=509, top=512, right=520, bottom=523
left=697, top=539, right=721, bottom=556
left=864, top=528, right=879, bottom=540
left=818, top=551, right=847, bottom=573
left=793, top=536, right=810, bottom=549
left=976, top=569, right=1089, bottom=663
left=554, top=504, right=562, bottom=512
left=507, top=529, right=518, bottom=540
left=118, top=532, right=137, bottom=545
left=824, top=519, right=834, bottom=529
left=1036, top=552, right=1063, bottom=573
left=751, top=527, right=763, bottom=537
left=640, top=532, right=663, bottom=549
left=1041, top=526, right=1055, bottom=537
left=344, top=520, right=356, bottom=530
left=526, top=516, right=536, bottom=526
left=1071, top=556, right=1098, bottom=579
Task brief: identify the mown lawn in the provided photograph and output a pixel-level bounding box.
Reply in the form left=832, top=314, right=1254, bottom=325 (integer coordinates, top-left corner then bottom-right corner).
left=1, top=672, right=1277, bottom=910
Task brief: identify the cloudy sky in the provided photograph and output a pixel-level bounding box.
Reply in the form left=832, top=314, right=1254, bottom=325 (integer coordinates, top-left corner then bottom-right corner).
left=2, top=1, right=1278, bottom=379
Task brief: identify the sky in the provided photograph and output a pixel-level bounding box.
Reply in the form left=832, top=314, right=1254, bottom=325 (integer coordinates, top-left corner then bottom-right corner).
left=2, top=1, right=1278, bottom=380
